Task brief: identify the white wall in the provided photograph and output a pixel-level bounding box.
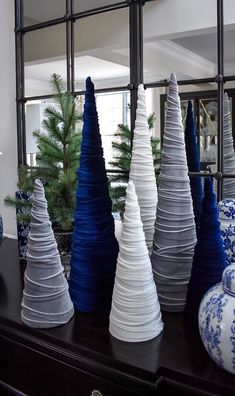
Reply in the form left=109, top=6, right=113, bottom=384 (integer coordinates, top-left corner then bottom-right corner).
left=0, top=0, right=18, bottom=237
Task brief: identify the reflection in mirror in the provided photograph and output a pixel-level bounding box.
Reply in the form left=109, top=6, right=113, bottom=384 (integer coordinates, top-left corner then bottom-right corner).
left=145, top=87, right=163, bottom=142
left=199, top=98, right=217, bottom=164
left=25, top=91, right=130, bottom=168
left=25, top=99, right=58, bottom=166
left=143, top=1, right=216, bottom=82
left=222, top=93, right=235, bottom=200
left=159, top=84, right=220, bottom=169
left=24, top=24, right=67, bottom=97
left=23, top=0, right=65, bottom=26
left=74, top=9, right=129, bottom=90
left=74, top=0, right=123, bottom=13
left=96, top=91, right=130, bottom=168
left=224, top=0, right=235, bottom=76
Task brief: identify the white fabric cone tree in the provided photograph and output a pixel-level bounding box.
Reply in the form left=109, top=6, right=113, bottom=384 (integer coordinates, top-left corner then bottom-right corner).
left=151, top=73, right=197, bottom=312
left=21, top=179, right=74, bottom=328
left=114, top=219, right=123, bottom=243
left=109, top=181, right=163, bottom=342
left=129, top=84, right=158, bottom=254
left=223, top=93, right=235, bottom=199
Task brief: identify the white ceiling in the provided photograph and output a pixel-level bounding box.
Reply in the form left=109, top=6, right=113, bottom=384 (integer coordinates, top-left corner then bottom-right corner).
left=24, top=0, right=235, bottom=96
left=173, top=29, right=235, bottom=63
left=25, top=55, right=129, bottom=83
left=172, top=29, right=235, bottom=75
left=24, top=0, right=120, bottom=24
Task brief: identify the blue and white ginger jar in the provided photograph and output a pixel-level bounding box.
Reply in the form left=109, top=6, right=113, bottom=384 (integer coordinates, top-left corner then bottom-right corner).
left=218, top=199, right=235, bottom=266
left=199, top=263, right=235, bottom=374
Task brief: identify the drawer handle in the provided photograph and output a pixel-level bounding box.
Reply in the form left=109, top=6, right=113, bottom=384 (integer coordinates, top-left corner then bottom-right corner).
left=91, top=390, right=103, bottom=396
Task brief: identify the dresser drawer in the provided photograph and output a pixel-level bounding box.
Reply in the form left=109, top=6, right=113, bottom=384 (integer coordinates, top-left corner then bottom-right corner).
left=0, top=335, right=147, bottom=396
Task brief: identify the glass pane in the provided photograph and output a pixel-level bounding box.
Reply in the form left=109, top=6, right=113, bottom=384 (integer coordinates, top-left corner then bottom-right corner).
left=74, top=0, right=123, bottom=13
left=222, top=93, right=235, bottom=200
left=199, top=98, right=217, bottom=166
left=145, top=87, right=163, bottom=143
left=143, top=1, right=217, bottom=83
left=96, top=92, right=128, bottom=168
left=25, top=96, right=83, bottom=167
left=25, top=99, right=57, bottom=166
left=74, top=9, right=129, bottom=90
left=153, top=83, right=218, bottom=165
left=24, top=24, right=67, bottom=97
left=224, top=0, right=235, bottom=76
left=23, top=0, right=66, bottom=26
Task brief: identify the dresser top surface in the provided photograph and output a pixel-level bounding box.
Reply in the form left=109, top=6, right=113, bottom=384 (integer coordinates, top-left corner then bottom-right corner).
left=0, top=238, right=235, bottom=393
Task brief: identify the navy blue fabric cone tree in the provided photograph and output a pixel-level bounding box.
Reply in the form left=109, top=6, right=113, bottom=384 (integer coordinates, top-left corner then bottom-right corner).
left=185, top=177, right=226, bottom=329
left=185, top=100, right=203, bottom=235
left=69, top=77, right=119, bottom=313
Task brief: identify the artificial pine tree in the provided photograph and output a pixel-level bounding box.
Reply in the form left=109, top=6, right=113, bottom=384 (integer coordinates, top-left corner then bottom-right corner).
left=109, top=113, right=161, bottom=216
left=151, top=73, right=197, bottom=312
left=5, top=74, right=82, bottom=231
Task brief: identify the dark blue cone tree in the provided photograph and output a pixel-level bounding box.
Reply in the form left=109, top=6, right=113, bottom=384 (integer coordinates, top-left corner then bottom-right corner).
left=185, top=177, right=226, bottom=329
left=69, top=77, right=119, bottom=313
left=185, top=100, right=203, bottom=235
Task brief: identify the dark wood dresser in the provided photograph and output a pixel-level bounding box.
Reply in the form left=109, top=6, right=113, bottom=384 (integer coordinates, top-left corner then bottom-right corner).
left=0, top=238, right=235, bottom=396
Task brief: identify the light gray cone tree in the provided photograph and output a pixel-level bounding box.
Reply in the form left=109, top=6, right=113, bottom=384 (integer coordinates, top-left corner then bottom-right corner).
left=129, top=85, right=158, bottom=254
left=21, top=179, right=74, bottom=328
left=109, top=181, right=163, bottom=342
left=151, top=73, right=197, bottom=312
left=223, top=93, right=235, bottom=199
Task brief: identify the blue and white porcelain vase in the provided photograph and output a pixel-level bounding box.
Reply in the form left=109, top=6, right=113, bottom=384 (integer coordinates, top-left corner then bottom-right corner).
left=218, top=199, right=235, bottom=266
left=199, top=263, right=235, bottom=374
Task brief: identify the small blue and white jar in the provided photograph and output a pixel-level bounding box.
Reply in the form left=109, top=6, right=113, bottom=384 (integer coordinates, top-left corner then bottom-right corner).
left=199, top=264, right=235, bottom=374
left=0, top=214, right=3, bottom=241
left=218, top=199, right=235, bottom=266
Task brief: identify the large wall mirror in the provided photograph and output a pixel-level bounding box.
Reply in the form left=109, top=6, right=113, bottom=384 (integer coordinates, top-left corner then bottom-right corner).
left=16, top=0, right=234, bottom=201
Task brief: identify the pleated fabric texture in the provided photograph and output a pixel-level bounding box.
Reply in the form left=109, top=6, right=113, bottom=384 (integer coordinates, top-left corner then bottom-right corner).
left=129, top=85, right=158, bottom=254
left=185, top=100, right=203, bottom=235
left=69, top=77, right=119, bottom=313
left=151, top=73, right=197, bottom=312
left=185, top=177, right=226, bottom=329
left=109, top=181, right=163, bottom=342
left=21, top=179, right=74, bottom=328
left=223, top=93, right=235, bottom=199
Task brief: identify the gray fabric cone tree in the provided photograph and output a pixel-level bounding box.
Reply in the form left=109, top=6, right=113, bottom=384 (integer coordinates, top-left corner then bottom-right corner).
left=21, top=179, right=74, bottom=328
left=223, top=93, right=235, bottom=199
left=109, top=181, right=163, bottom=342
left=151, top=73, right=197, bottom=312
left=129, top=84, right=158, bottom=254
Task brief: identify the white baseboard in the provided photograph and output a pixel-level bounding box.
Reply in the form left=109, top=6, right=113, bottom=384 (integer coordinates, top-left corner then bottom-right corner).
left=3, top=233, right=17, bottom=239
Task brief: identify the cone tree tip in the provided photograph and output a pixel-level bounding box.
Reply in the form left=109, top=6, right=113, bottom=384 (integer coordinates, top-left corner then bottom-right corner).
left=126, top=180, right=136, bottom=196
left=170, top=72, right=177, bottom=84
left=138, top=84, right=144, bottom=93
left=33, top=179, right=45, bottom=199
left=85, top=76, right=94, bottom=91
left=34, top=179, right=43, bottom=188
